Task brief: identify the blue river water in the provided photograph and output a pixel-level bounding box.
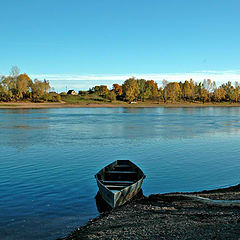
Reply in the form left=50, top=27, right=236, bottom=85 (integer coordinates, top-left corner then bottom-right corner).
left=0, top=107, right=240, bottom=240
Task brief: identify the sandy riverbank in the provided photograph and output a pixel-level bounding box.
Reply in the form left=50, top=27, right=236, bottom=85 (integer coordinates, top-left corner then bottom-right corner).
left=1, top=102, right=240, bottom=109
left=59, top=184, right=240, bottom=240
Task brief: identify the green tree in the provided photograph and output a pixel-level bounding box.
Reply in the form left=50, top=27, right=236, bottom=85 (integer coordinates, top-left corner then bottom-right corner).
left=106, top=91, right=116, bottom=102
left=144, top=80, right=158, bottom=100
left=122, top=77, right=140, bottom=102
left=137, top=79, right=146, bottom=101
left=93, top=85, right=109, bottom=96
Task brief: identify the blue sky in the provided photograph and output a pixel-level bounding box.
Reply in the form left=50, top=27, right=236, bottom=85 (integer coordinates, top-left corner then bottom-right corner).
left=1, top=0, right=240, bottom=91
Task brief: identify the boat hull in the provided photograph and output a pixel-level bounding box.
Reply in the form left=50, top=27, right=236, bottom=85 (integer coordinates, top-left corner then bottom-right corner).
left=113, top=177, right=144, bottom=208
left=96, top=179, right=115, bottom=208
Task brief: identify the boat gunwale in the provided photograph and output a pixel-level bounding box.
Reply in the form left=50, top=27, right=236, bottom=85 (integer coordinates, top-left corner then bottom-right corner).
left=95, top=160, right=145, bottom=194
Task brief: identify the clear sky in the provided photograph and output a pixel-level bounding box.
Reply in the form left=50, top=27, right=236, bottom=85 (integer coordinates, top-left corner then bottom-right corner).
left=1, top=0, right=240, bottom=91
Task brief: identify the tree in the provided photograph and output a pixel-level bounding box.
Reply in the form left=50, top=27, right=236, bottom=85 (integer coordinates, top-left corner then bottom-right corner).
left=93, top=85, right=109, bottom=96
left=106, top=91, right=116, bottom=102
left=158, top=87, right=164, bottom=102
left=144, top=80, right=158, bottom=100
left=31, top=79, right=50, bottom=102
left=112, top=84, right=122, bottom=97
left=10, top=66, right=20, bottom=78
left=16, top=74, right=32, bottom=99
left=1, top=75, right=15, bottom=100
left=137, top=79, right=146, bottom=101
left=182, top=80, right=194, bottom=100
left=213, top=88, right=226, bottom=102
left=122, top=77, right=140, bottom=102
left=164, top=82, right=181, bottom=102
left=203, top=79, right=216, bottom=92
left=200, top=88, right=209, bottom=103
left=0, top=67, right=59, bottom=102
left=229, top=86, right=240, bottom=102
left=162, top=79, right=168, bottom=88
left=221, top=81, right=233, bottom=101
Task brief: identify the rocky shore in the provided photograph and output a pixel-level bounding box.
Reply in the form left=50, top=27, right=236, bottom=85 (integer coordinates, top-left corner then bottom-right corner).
left=59, top=185, right=240, bottom=240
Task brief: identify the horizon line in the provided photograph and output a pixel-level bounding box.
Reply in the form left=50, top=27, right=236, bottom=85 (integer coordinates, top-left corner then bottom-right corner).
left=29, top=70, right=240, bottom=83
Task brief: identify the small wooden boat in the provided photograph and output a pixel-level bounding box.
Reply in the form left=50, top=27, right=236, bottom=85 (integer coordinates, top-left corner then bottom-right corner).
left=95, top=160, right=145, bottom=208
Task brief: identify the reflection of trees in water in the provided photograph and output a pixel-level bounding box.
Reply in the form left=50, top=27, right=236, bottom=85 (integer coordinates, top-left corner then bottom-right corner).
left=0, top=109, right=50, bottom=150
left=121, top=107, right=240, bottom=140
left=1, top=107, right=240, bottom=149
left=0, top=109, right=49, bottom=115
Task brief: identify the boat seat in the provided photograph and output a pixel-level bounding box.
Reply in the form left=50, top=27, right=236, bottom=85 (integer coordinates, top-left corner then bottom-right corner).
left=114, top=165, right=131, bottom=168
left=105, top=185, right=126, bottom=189
left=106, top=171, right=137, bottom=174
left=102, top=180, right=135, bottom=185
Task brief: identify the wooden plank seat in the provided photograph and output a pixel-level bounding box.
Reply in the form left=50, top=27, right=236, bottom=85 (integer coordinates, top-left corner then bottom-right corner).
left=105, top=185, right=127, bottom=190
left=114, top=164, right=131, bottom=168
left=102, top=180, right=135, bottom=185
left=106, top=171, right=137, bottom=174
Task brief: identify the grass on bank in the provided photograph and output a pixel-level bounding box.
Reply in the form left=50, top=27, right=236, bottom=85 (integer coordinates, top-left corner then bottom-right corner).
left=61, top=94, right=127, bottom=105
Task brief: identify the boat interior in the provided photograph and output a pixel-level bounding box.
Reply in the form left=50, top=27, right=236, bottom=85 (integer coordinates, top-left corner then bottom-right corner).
left=96, top=160, right=144, bottom=191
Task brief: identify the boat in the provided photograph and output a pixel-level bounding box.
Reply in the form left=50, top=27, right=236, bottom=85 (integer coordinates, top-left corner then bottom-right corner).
left=95, top=160, right=145, bottom=208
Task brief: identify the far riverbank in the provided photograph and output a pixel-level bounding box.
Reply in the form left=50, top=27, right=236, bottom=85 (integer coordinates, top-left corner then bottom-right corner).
left=2, top=102, right=240, bottom=109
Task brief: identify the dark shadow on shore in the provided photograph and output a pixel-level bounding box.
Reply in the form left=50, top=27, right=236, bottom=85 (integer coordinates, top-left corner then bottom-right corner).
left=95, top=189, right=145, bottom=213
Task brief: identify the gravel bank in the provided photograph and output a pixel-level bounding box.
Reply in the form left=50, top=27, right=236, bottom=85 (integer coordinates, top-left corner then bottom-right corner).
left=59, top=185, right=240, bottom=240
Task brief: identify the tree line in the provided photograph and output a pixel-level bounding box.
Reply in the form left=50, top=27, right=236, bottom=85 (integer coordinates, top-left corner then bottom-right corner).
left=1, top=66, right=240, bottom=104
left=0, top=66, right=60, bottom=102
left=86, top=77, right=240, bottom=103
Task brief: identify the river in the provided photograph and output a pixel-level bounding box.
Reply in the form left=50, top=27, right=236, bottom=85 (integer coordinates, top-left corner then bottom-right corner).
left=0, top=107, right=240, bottom=240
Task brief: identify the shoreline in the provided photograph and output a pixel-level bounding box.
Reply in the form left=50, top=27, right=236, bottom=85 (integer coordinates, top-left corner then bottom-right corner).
left=2, top=102, right=240, bottom=109
left=59, top=184, right=240, bottom=240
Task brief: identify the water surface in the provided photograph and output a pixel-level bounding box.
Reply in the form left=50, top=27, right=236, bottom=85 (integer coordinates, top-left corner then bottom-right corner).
left=0, top=107, right=240, bottom=240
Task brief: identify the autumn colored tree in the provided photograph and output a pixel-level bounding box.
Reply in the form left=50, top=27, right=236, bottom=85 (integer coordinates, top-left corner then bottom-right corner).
left=112, top=84, right=122, bottom=97
left=122, top=77, right=140, bottom=102
left=200, top=88, right=209, bottom=103
left=192, top=82, right=201, bottom=101
left=182, top=80, right=194, bottom=100
left=164, top=82, right=181, bottom=102
left=93, top=85, right=109, bottom=96
left=0, top=67, right=60, bottom=102
left=16, top=74, right=32, bottom=99
left=213, top=88, right=226, bottom=102
left=144, top=80, right=158, bottom=100
left=221, top=82, right=233, bottom=101
left=31, top=79, right=51, bottom=102
left=229, top=86, right=240, bottom=102
left=1, top=76, right=14, bottom=100
left=158, top=87, right=164, bottom=102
